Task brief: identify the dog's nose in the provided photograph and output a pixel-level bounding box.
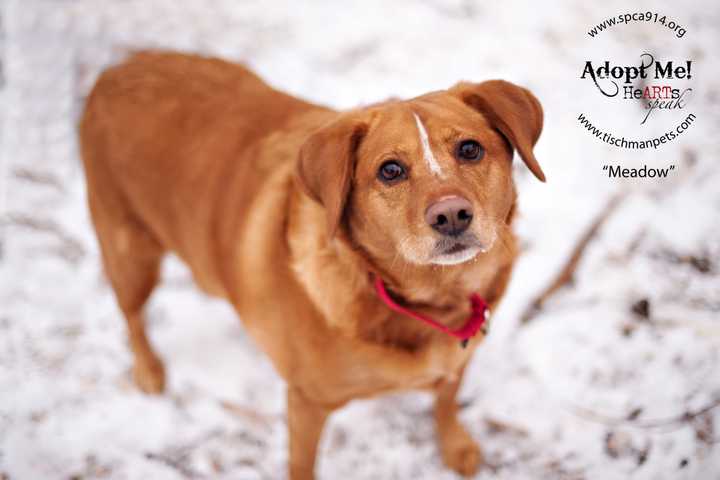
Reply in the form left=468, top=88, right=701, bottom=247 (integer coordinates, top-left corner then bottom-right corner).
left=425, top=196, right=474, bottom=237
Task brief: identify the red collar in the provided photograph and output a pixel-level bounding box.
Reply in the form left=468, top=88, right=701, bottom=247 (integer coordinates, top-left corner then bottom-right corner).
left=373, top=277, right=489, bottom=348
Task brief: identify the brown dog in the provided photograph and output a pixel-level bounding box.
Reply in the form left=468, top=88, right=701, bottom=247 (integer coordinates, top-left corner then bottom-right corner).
left=79, top=51, right=543, bottom=479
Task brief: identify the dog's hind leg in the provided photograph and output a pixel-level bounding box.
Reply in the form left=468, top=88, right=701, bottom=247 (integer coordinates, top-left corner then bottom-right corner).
left=433, top=365, right=484, bottom=476
left=86, top=183, right=167, bottom=394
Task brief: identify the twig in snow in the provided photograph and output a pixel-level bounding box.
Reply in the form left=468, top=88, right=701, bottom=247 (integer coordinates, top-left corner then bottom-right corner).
left=570, top=396, right=720, bottom=431
left=520, top=193, right=626, bottom=325
left=484, top=416, right=529, bottom=437
left=143, top=428, right=224, bottom=479
left=219, top=399, right=275, bottom=431
left=144, top=451, right=199, bottom=479
left=3, top=212, right=85, bottom=263
left=12, top=167, right=65, bottom=191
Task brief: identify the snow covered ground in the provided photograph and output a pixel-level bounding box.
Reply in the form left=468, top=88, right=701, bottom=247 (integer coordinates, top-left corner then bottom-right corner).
left=1, top=1, right=719, bottom=479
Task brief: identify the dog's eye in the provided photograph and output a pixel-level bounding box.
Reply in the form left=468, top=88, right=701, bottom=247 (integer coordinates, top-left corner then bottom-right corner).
left=378, top=160, right=407, bottom=183
left=456, top=140, right=484, bottom=162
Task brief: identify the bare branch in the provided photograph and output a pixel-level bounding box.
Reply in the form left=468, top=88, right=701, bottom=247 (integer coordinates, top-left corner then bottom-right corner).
left=12, top=167, right=65, bottom=191
left=570, top=396, right=720, bottom=431
left=3, top=212, right=85, bottom=263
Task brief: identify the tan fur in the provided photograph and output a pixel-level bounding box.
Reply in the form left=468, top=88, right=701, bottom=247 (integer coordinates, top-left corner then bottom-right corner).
left=79, top=51, right=543, bottom=479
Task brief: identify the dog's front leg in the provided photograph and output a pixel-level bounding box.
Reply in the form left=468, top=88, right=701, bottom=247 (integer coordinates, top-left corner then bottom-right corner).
left=433, top=365, right=484, bottom=477
left=287, top=386, right=332, bottom=480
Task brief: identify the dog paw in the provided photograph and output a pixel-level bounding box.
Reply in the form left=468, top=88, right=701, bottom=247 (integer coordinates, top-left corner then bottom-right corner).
left=132, top=355, right=166, bottom=394
left=439, top=425, right=484, bottom=477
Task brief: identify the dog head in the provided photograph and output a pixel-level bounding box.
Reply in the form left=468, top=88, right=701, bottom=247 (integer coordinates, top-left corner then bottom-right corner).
left=296, top=80, right=543, bottom=268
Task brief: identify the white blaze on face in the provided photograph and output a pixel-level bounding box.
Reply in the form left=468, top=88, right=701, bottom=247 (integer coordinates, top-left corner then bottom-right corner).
left=412, top=112, right=444, bottom=178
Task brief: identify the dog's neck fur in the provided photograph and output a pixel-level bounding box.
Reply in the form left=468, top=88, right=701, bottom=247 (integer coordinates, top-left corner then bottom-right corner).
left=287, top=186, right=516, bottom=347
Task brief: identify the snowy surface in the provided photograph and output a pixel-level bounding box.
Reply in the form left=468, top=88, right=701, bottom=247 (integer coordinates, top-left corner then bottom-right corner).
left=1, top=1, right=719, bottom=479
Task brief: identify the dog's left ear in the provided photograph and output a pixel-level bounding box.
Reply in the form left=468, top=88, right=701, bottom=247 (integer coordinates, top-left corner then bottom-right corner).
left=296, top=113, right=368, bottom=237
left=452, top=80, right=545, bottom=182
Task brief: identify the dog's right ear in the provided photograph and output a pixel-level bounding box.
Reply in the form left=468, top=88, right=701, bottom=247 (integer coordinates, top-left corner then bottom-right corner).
left=296, top=114, right=368, bottom=238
